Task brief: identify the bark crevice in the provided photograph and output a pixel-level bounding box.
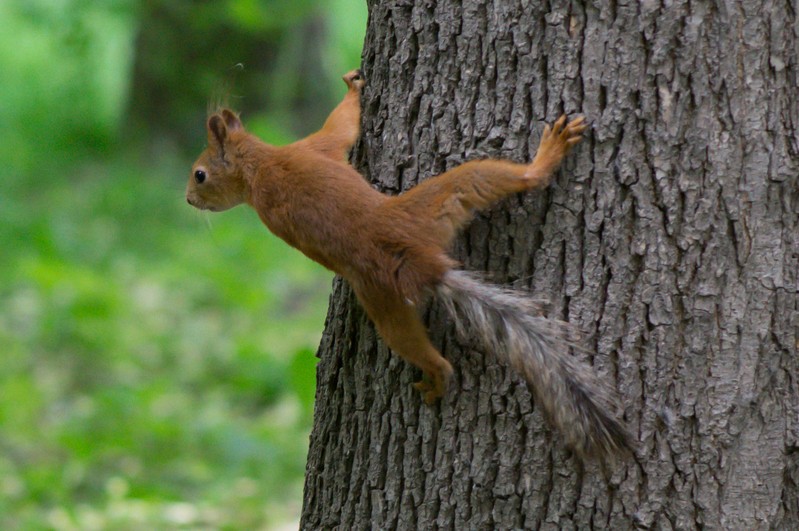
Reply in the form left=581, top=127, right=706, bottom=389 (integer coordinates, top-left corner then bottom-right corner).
left=301, top=2, right=798, bottom=529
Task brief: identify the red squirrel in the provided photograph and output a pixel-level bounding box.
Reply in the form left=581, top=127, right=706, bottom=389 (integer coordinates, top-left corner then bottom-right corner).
left=186, top=70, right=631, bottom=458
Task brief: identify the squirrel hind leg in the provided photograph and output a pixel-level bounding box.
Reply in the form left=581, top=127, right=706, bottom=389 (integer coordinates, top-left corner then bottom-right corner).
left=358, top=290, right=453, bottom=404
left=379, top=308, right=453, bottom=404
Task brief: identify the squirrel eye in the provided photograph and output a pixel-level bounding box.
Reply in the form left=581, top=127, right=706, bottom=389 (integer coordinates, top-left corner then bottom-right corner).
left=194, top=169, right=207, bottom=184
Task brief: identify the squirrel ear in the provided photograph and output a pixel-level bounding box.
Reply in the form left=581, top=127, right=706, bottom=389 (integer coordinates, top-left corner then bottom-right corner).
left=221, top=109, right=243, bottom=132
left=207, top=114, right=227, bottom=149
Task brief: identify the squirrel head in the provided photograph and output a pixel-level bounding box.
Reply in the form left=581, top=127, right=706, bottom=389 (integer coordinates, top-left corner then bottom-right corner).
left=186, top=109, right=250, bottom=212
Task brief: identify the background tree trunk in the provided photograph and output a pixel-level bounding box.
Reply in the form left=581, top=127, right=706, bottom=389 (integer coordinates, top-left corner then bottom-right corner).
left=302, top=1, right=798, bottom=528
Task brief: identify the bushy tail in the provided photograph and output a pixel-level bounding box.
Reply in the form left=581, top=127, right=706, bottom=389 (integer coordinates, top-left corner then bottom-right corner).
left=436, top=270, right=632, bottom=459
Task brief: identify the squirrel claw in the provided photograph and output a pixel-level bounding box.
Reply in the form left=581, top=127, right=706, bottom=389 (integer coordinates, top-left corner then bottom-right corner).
left=552, top=114, right=568, bottom=133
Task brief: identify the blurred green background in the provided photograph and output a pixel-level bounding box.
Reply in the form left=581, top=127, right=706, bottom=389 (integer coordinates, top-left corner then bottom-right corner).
left=0, top=0, right=366, bottom=529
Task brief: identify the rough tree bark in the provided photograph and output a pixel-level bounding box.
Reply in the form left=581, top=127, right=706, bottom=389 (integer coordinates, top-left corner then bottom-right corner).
left=301, top=1, right=798, bottom=529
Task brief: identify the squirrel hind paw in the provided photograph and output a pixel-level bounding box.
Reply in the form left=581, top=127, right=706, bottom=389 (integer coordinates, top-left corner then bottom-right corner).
left=413, top=362, right=453, bottom=405
left=412, top=380, right=439, bottom=405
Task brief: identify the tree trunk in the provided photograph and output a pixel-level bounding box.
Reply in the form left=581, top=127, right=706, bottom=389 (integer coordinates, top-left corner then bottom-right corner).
left=301, top=1, right=798, bottom=529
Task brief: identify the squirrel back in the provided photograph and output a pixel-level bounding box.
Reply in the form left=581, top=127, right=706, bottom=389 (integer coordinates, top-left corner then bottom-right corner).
left=190, top=132, right=455, bottom=303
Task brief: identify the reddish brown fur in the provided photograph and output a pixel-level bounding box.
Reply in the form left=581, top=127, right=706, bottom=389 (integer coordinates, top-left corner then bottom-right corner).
left=186, top=70, right=587, bottom=403
left=292, top=70, right=365, bottom=162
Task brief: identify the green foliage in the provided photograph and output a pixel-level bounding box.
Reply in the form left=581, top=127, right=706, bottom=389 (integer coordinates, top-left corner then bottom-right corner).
left=0, top=0, right=367, bottom=528
left=0, top=0, right=138, bottom=172
left=1, top=153, right=335, bottom=529
left=128, top=0, right=367, bottom=153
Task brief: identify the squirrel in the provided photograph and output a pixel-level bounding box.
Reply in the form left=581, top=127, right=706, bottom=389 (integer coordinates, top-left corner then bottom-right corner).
left=186, top=69, right=632, bottom=458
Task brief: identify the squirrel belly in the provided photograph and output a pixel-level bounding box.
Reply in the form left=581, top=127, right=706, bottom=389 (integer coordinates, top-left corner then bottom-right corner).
left=186, top=70, right=632, bottom=458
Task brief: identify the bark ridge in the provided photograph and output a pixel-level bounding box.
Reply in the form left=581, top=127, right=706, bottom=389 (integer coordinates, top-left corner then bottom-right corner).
left=302, top=1, right=798, bottom=529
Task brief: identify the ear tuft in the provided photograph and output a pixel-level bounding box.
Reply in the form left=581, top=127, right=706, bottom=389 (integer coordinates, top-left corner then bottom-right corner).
left=207, top=114, right=227, bottom=149
left=221, top=109, right=243, bottom=132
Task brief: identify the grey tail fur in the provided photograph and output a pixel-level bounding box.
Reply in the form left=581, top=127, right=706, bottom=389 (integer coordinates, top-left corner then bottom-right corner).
left=436, top=270, right=632, bottom=459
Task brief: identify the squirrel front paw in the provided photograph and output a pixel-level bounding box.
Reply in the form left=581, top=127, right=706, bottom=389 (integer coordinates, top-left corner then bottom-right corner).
left=540, top=114, right=586, bottom=154
left=343, top=69, right=365, bottom=92
left=525, top=115, right=587, bottom=187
